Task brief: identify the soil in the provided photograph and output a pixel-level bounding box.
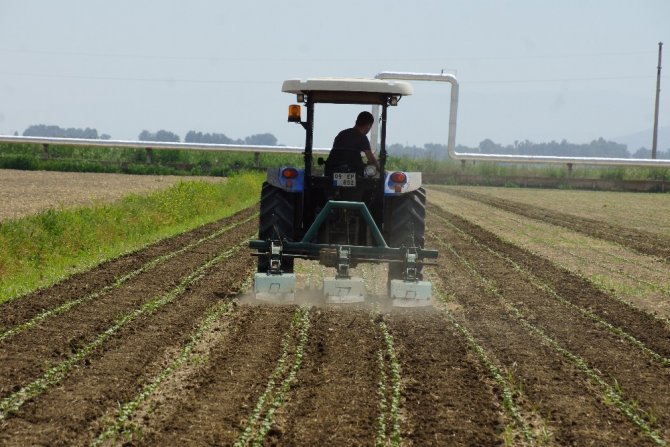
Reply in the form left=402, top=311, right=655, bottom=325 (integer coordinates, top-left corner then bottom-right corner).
left=0, top=169, right=224, bottom=221
left=1, top=192, right=669, bottom=446
left=444, top=188, right=670, bottom=262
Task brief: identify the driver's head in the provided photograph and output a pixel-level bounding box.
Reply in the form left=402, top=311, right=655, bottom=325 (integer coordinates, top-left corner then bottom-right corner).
left=355, top=111, right=374, bottom=133
left=356, top=111, right=374, bottom=126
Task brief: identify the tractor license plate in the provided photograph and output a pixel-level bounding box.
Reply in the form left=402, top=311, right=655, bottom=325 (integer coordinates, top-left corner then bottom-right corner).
left=333, top=173, right=356, bottom=187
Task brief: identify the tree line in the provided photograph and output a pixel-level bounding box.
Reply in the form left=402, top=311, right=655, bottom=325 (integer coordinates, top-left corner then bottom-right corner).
left=20, top=124, right=669, bottom=159
left=23, top=125, right=111, bottom=140
left=388, top=138, right=670, bottom=160
left=23, top=125, right=278, bottom=146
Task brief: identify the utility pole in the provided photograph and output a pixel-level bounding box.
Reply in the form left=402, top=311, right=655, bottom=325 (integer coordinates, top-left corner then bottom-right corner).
left=652, top=42, right=663, bottom=159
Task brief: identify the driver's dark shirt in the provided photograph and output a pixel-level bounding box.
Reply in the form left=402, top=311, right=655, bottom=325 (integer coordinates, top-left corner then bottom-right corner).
left=325, top=128, right=370, bottom=175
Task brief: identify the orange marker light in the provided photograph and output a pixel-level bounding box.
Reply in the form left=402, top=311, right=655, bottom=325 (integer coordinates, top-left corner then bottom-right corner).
left=390, top=171, right=407, bottom=184
left=282, top=167, right=299, bottom=179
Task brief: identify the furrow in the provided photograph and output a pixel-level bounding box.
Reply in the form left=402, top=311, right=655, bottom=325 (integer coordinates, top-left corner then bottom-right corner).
left=429, top=210, right=670, bottom=367
left=89, top=293, right=243, bottom=446
left=492, top=209, right=670, bottom=294
left=0, top=241, right=248, bottom=422
left=430, top=232, right=667, bottom=445
left=429, top=284, right=536, bottom=445
left=443, top=188, right=670, bottom=262
left=498, top=210, right=670, bottom=296
left=270, top=304, right=382, bottom=446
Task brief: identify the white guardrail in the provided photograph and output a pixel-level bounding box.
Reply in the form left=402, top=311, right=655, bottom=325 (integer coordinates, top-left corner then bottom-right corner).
left=0, top=135, right=330, bottom=156
left=0, top=71, right=667, bottom=167
left=373, top=71, right=670, bottom=168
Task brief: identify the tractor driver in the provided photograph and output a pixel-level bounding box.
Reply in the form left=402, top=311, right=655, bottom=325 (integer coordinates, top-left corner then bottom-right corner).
left=324, top=111, right=379, bottom=176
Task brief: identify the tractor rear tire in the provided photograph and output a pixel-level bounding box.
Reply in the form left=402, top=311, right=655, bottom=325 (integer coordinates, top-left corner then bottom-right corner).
left=257, top=182, right=298, bottom=273
left=383, top=188, right=426, bottom=286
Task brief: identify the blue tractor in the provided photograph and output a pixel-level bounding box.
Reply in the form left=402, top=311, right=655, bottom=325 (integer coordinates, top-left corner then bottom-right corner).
left=250, top=78, right=437, bottom=307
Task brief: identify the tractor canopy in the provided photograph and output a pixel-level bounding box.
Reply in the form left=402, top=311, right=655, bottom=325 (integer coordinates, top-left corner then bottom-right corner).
left=282, top=78, right=413, bottom=105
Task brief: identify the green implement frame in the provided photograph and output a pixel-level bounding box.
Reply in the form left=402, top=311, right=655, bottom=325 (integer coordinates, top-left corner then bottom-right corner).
left=250, top=200, right=438, bottom=263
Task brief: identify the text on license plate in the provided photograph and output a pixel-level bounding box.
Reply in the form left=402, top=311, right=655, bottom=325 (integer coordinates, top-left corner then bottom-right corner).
left=333, top=173, right=356, bottom=187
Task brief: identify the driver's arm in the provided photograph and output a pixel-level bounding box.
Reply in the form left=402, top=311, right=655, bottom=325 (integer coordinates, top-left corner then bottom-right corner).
left=363, top=149, right=379, bottom=167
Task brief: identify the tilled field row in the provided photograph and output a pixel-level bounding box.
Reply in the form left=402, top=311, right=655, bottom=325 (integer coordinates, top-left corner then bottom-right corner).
left=0, top=208, right=259, bottom=445
left=439, top=187, right=670, bottom=262
left=428, top=187, right=670, bottom=326
left=2, top=199, right=670, bottom=446
left=0, top=252, right=505, bottom=445
left=426, top=204, right=670, bottom=446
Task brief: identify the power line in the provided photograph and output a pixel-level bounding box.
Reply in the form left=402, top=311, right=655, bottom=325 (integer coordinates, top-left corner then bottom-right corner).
left=0, top=48, right=656, bottom=63
left=0, top=71, right=666, bottom=86
left=0, top=72, right=275, bottom=85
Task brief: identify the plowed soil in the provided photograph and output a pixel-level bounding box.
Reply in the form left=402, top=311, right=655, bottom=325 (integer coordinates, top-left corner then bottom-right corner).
left=0, top=169, right=225, bottom=221
left=1, top=189, right=669, bottom=446
left=444, top=188, right=670, bottom=262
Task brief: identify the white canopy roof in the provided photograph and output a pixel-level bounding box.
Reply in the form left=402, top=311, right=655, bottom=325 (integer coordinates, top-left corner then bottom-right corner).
left=282, top=78, right=413, bottom=96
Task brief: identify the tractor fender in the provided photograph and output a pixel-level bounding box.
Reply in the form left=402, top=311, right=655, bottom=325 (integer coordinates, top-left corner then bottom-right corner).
left=384, top=171, right=422, bottom=195
left=266, top=167, right=305, bottom=192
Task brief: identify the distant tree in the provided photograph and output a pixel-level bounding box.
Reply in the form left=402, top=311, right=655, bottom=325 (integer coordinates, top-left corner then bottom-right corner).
left=244, top=133, right=278, bottom=146
left=471, top=137, right=630, bottom=158
left=138, top=129, right=180, bottom=142
left=23, top=124, right=105, bottom=139
left=155, top=130, right=180, bottom=142
left=185, top=131, right=236, bottom=144
left=185, top=131, right=279, bottom=146
left=184, top=130, right=202, bottom=142
left=478, top=139, right=499, bottom=153
left=423, top=143, right=445, bottom=159
left=387, top=142, right=426, bottom=159
left=138, top=130, right=152, bottom=141
left=633, top=146, right=670, bottom=159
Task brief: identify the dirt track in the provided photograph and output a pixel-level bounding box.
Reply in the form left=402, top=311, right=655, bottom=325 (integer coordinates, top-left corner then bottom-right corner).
left=1, top=191, right=669, bottom=446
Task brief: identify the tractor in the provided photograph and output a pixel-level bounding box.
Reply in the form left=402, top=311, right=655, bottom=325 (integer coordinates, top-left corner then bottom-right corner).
left=249, top=77, right=437, bottom=307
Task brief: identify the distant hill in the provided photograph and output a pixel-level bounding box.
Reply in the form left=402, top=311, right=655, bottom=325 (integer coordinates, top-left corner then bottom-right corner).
left=611, top=126, right=670, bottom=153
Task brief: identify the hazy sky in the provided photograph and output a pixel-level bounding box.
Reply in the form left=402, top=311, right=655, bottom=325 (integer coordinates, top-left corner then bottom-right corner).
left=0, top=1, right=668, bottom=149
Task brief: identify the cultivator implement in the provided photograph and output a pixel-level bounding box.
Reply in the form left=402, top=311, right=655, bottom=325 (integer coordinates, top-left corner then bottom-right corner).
left=251, top=201, right=437, bottom=307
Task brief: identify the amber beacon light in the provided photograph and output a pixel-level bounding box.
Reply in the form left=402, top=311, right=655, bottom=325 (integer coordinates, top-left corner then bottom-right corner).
left=288, top=104, right=302, bottom=123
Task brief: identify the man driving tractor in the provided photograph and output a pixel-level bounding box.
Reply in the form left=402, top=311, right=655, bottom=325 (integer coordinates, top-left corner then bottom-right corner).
left=324, top=111, right=379, bottom=176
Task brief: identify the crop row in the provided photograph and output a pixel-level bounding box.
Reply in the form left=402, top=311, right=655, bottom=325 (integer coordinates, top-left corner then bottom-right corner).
left=475, top=200, right=670, bottom=295
left=426, top=210, right=668, bottom=445
left=234, top=306, right=311, bottom=447
left=91, top=300, right=237, bottom=445
left=430, top=211, right=670, bottom=367
left=428, top=282, right=540, bottom=445
left=428, top=189, right=670, bottom=324
left=0, top=239, right=249, bottom=422
left=374, top=318, right=403, bottom=447
left=444, top=188, right=670, bottom=262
